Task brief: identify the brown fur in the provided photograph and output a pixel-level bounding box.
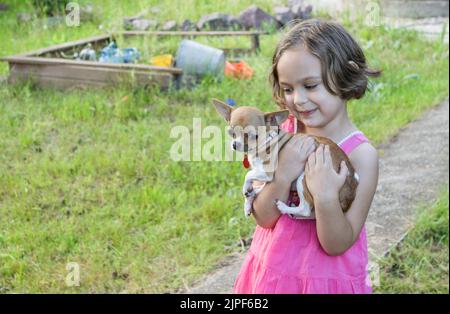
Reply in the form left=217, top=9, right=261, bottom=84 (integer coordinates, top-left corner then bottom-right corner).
left=301, top=135, right=357, bottom=212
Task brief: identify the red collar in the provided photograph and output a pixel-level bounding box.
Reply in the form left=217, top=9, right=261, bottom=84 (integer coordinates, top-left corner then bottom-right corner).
left=242, top=154, right=250, bottom=168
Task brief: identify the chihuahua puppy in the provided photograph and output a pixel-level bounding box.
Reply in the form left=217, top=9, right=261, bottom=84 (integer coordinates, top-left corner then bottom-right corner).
left=212, top=99, right=358, bottom=218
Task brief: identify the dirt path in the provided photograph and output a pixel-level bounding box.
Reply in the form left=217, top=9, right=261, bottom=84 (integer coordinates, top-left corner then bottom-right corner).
left=183, top=99, right=449, bottom=294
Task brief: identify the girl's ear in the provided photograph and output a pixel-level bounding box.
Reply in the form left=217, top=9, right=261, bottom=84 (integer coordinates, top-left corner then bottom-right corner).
left=264, top=110, right=290, bottom=126
left=212, top=98, right=233, bottom=122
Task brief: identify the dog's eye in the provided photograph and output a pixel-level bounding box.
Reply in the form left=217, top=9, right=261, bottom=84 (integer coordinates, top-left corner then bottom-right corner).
left=227, top=128, right=234, bottom=137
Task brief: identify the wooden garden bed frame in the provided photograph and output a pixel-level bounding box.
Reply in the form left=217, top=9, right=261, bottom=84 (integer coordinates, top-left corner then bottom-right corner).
left=0, top=31, right=267, bottom=90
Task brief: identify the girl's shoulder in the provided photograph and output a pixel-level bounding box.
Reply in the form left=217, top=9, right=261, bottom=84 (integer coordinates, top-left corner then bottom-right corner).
left=336, top=129, right=378, bottom=175
left=348, top=141, right=378, bottom=176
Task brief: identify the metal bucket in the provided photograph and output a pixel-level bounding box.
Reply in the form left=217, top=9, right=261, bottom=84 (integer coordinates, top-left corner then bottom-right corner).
left=175, top=40, right=225, bottom=79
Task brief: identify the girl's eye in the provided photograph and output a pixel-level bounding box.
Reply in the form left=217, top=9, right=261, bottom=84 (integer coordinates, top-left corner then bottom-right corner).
left=305, top=84, right=318, bottom=90
left=282, top=88, right=293, bottom=94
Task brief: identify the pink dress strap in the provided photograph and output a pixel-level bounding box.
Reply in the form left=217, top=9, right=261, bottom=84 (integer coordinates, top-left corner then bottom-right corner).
left=338, top=131, right=369, bottom=155
left=280, top=115, right=296, bottom=133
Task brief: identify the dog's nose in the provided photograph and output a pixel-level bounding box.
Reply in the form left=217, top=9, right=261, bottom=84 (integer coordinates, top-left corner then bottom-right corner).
left=232, top=142, right=237, bottom=150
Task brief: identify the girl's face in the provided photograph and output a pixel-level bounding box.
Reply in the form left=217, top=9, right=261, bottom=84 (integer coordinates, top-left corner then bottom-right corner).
left=277, top=46, right=346, bottom=129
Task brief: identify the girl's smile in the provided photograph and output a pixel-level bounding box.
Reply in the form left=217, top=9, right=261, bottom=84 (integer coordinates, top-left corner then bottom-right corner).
left=298, top=108, right=318, bottom=118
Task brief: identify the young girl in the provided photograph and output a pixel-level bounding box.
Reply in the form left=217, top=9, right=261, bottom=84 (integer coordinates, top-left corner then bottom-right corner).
left=234, top=19, right=381, bottom=294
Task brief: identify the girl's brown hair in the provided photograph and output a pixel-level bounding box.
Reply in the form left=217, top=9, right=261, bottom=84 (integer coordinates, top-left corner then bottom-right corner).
left=270, top=19, right=381, bottom=109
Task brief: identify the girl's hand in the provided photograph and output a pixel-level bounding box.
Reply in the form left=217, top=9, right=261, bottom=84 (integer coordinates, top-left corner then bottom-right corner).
left=275, top=136, right=316, bottom=184
left=305, top=144, right=349, bottom=205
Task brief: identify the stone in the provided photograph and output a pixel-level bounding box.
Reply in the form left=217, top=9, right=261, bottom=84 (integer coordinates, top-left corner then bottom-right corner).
left=131, top=19, right=158, bottom=31
left=274, top=6, right=295, bottom=26
left=123, top=8, right=153, bottom=29
left=124, top=12, right=146, bottom=23
left=0, top=2, right=9, bottom=11
left=288, top=0, right=305, bottom=7
left=162, top=20, right=178, bottom=31
left=123, top=11, right=147, bottom=30
left=16, top=12, right=33, bottom=23
left=197, top=12, right=241, bottom=31
left=238, top=5, right=280, bottom=30
left=80, top=4, right=96, bottom=22
left=181, top=19, right=197, bottom=31
left=227, top=15, right=243, bottom=31
left=149, top=6, right=161, bottom=15
left=291, top=3, right=313, bottom=19
left=303, top=4, right=313, bottom=19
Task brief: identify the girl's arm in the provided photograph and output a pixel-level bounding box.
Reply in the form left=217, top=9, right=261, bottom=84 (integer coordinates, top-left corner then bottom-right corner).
left=251, top=177, right=289, bottom=229
left=306, top=143, right=379, bottom=256
left=252, top=136, right=316, bottom=229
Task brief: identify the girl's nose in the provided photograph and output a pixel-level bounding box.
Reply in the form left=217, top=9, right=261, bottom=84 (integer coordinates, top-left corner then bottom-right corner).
left=293, top=89, right=307, bottom=108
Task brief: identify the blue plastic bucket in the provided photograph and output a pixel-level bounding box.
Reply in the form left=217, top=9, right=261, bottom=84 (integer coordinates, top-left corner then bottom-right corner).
left=175, top=40, right=225, bottom=79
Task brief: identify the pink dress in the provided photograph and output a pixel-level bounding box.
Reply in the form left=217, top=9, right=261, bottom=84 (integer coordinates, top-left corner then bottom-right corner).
left=233, top=115, right=372, bottom=294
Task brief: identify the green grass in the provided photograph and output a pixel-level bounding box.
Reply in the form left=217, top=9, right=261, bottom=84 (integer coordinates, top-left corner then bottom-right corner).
left=374, top=187, right=449, bottom=294
left=0, top=1, right=449, bottom=293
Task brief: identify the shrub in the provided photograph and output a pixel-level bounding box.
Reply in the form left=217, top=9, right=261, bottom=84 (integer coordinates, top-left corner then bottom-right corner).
left=32, top=0, right=70, bottom=16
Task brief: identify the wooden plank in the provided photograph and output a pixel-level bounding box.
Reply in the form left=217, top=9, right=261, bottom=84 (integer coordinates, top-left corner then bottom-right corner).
left=121, top=30, right=268, bottom=37
left=13, top=66, right=173, bottom=87
left=121, top=31, right=264, bottom=54
left=1, top=30, right=267, bottom=60
left=121, top=30, right=264, bottom=53
left=9, top=63, right=174, bottom=89
left=0, top=56, right=183, bottom=74
left=9, top=72, right=107, bottom=88
left=251, top=34, right=261, bottom=52
left=17, top=31, right=269, bottom=58
left=19, top=34, right=113, bottom=57
left=10, top=62, right=172, bottom=84
left=221, top=48, right=254, bottom=56
left=9, top=71, right=173, bottom=90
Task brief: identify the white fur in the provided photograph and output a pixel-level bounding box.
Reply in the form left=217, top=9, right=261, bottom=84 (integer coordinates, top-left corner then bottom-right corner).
left=243, top=154, right=313, bottom=218
left=243, top=157, right=270, bottom=217
left=276, top=172, right=312, bottom=217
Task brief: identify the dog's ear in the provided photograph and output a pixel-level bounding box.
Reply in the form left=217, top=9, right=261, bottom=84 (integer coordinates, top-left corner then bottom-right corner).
left=264, top=110, right=290, bottom=126
left=212, top=98, right=233, bottom=122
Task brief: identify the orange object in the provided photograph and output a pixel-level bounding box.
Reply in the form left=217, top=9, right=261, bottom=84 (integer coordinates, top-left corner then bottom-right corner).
left=225, top=60, right=254, bottom=79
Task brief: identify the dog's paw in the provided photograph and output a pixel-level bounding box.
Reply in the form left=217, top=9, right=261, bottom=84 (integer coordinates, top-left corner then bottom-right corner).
left=244, top=189, right=256, bottom=198
left=244, top=201, right=253, bottom=217
left=289, top=204, right=312, bottom=218
left=242, top=182, right=254, bottom=197
left=276, top=200, right=288, bottom=213
left=243, top=183, right=255, bottom=198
